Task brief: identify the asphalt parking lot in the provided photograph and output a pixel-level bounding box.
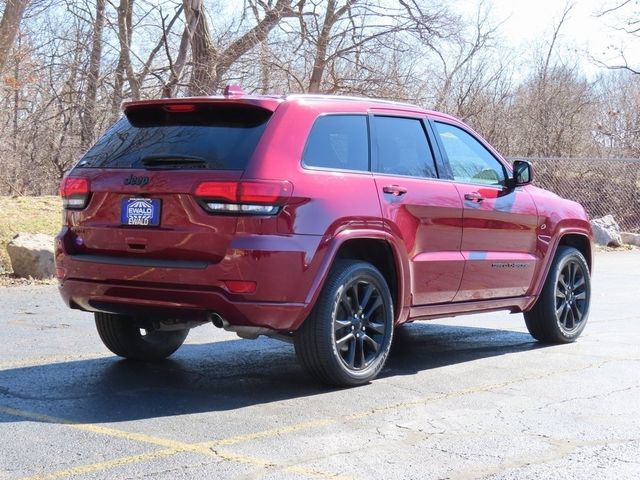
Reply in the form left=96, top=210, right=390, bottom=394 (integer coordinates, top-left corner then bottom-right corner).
left=0, top=250, right=639, bottom=480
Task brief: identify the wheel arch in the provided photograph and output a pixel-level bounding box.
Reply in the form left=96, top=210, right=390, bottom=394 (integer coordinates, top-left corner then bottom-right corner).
left=558, top=233, right=592, bottom=272
left=525, top=228, right=593, bottom=310
left=303, top=230, right=410, bottom=325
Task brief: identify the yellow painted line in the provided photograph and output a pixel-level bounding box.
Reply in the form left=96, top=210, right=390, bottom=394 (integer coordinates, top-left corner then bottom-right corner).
left=0, top=353, right=106, bottom=370
left=0, top=406, right=354, bottom=480
left=3, top=360, right=617, bottom=480
left=19, top=448, right=179, bottom=480
left=206, top=417, right=336, bottom=447
left=201, top=360, right=614, bottom=450
left=0, top=406, right=193, bottom=450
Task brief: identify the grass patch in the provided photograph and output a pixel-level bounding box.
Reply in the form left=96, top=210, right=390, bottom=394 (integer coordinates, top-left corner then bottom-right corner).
left=0, top=196, right=61, bottom=273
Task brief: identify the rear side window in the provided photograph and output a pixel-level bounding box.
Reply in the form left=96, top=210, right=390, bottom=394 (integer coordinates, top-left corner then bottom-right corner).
left=303, top=115, right=369, bottom=171
left=434, top=122, right=507, bottom=185
left=372, top=116, right=437, bottom=178
left=76, top=104, right=272, bottom=170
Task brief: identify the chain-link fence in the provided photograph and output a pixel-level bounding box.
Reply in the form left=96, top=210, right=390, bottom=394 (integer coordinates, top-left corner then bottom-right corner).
left=514, top=158, right=640, bottom=233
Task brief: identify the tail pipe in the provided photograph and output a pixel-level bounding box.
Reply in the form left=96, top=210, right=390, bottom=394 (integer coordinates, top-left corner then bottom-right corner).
left=208, top=312, right=292, bottom=343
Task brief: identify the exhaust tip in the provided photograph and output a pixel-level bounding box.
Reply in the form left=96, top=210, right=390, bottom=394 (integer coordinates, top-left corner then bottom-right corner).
left=209, top=313, right=226, bottom=329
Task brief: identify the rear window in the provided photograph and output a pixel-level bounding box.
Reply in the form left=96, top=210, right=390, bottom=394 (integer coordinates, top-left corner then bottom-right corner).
left=76, top=104, right=272, bottom=170
left=303, top=115, right=369, bottom=171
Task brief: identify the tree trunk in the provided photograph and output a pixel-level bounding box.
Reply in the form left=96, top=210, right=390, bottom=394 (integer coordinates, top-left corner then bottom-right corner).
left=0, top=0, right=30, bottom=73
left=308, top=0, right=336, bottom=93
left=183, top=0, right=216, bottom=96
left=307, top=0, right=358, bottom=93
left=163, top=1, right=199, bottom=97
left=112, top=0, right=134, bottom=119
left=81, top=0, right=106, bottom=150
left=184, top=0, right=292, bottom=96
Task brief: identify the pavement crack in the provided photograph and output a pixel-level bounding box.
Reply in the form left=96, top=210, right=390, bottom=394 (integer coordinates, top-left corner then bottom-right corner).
left=521, top=384, right=640, bottom=414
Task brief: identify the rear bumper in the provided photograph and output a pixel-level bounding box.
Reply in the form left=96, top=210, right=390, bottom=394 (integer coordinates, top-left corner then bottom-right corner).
left=59, top=279, right=308, bottom=330
left=55, top=230, right=325, bottom=331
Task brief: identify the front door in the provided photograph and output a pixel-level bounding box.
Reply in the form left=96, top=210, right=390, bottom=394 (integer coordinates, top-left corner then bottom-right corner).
left=430, top=120, right=540, bottom=301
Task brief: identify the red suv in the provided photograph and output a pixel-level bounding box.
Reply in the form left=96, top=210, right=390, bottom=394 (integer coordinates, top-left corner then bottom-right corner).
left=56, top=90, right=592, bottom=386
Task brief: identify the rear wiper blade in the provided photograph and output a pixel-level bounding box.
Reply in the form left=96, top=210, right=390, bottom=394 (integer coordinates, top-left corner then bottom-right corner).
left=141, top=154, right=207, bottom=169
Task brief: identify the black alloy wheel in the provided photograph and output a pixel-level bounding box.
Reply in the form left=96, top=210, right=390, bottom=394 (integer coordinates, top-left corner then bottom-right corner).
left=524, top=246, right=591, bottom=343
left=333, top=278, right=389, bottom=371
left=554, top=258, right=589, bottom=334
left=294, top=260, right=394, bottom=386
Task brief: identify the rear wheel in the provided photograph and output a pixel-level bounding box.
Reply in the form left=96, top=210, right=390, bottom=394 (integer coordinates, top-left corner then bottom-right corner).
left=95, top=312, right=189, bottom=361
left=524, top=246, right=591, bottom=343
left=294, top=260, right=394, bottom=387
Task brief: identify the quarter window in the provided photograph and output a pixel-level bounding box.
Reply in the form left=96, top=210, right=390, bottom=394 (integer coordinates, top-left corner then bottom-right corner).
left=372, top=116, right=438, bottom=178
left=303, top=115, right=369, bottom=171
left=434, top=122, right=506, bottom=185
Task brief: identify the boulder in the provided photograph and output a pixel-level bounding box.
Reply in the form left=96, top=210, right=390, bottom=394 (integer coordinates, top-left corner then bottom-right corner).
left=621, top=231, right=640, bottom=247
left=6, top=233, right=55, bottom=279
left=590, top=215, right=622, bottom=247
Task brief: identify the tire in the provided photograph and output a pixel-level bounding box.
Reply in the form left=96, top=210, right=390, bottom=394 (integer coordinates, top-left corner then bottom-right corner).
left=95, top=312, right=189, bottom=361
left=524, top=246, right=591, bottom=343
left=294, top=260, right=394, bottom=387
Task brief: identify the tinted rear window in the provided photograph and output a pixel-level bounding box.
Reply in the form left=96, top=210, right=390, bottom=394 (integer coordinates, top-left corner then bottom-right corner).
left=373, top=116, right=437, bottom=178
left=76, top=104, right=272, bottom=170
left=303, top=115, right=369, bottom=171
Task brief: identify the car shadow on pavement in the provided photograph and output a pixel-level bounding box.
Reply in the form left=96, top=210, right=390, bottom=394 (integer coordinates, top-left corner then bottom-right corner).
left=0, top=322, right=542, bottom=424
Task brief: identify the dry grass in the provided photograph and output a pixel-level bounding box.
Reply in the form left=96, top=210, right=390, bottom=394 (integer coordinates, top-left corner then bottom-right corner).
left=0, top=196, right=61, bottom=274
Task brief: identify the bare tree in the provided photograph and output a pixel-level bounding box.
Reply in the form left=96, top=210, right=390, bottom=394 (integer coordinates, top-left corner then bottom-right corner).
left=596, top=1, right=640, bottom=74
left=292, top=0, right=457, bottom=94
left=111, top=0, right=134, bottom=116
left=0, top=0, right=30, bottom=72
left=80, top=0, right=106, bottom=149
left=431, top=0, right=502, bottom=112
left=593, top=70, right=640, bottom=157
left=114, top=0, right=183, bottom=106
left=178, top=0, right=296, bottom=96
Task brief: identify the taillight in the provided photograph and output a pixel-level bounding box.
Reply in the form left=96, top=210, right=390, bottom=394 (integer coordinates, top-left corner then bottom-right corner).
left=194, top=180, right=292, bottom=215
left=59, top=177, right=90, bottom=209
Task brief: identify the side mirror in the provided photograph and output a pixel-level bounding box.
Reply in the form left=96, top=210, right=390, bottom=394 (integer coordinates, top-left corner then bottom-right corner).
left=511, top=160, right=533, bottom=187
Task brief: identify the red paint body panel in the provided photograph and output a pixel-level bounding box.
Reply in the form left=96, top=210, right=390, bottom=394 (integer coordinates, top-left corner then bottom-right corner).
left=57, top=94, right=592, bottom=332
left=373, top=175, right=464, bottom=305
left=453, top=184, right=539, bottom=301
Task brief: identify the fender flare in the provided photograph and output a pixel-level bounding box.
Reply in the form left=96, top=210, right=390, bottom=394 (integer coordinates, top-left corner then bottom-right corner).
left=525, top=226, right=593, bottom=310
left=302, top=229, right=412, bottom=325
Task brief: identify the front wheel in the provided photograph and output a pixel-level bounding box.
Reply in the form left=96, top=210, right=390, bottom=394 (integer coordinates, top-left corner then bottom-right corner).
left=294, top=260, right=394, bottom=387
left=524, top=246, right=591, bottom=343
left=95, top=312, right=189, bottom=361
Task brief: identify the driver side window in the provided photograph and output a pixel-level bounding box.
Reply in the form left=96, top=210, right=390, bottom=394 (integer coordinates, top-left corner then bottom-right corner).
left=434, top=122, right=507, bottom=186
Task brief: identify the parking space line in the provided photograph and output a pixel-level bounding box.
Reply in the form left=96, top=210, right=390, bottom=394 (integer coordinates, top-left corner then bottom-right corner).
left=199, top=360, right=615, bottom=450
left=2, top=361, right=615, bottom=480
left=0, top=406, right=354, bottom=480
left=19, top=448, right=180, bottom=480
left=0, top=405, right=194, bottom=450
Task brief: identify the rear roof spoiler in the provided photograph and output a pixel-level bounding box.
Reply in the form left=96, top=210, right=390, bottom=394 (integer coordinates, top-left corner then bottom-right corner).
left=122, top=96, right=283, bottom=114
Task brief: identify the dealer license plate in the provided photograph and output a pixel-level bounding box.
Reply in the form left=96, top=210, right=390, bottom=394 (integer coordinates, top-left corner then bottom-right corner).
left=121, top=198, right=161, bottom=226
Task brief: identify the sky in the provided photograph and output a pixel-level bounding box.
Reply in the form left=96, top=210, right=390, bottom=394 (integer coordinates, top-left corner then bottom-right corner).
left=458, top=0, right=639, bottom=78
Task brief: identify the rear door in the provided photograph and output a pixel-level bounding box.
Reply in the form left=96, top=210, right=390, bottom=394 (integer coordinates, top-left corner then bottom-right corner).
left=370, top=114, right=464, bottom=305
left=430, top=119, right=539, bottom=301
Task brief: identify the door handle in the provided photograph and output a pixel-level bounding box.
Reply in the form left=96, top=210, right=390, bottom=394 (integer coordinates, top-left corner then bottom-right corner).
left=464, top=192, right=484, bottom=202
left=382, top=185, right=408, bottom=196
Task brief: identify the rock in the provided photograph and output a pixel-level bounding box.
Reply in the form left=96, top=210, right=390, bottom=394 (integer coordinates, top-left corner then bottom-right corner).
left=6, top=233, right=55, bottom=279
left=621, top=231, right=640, bottom=247
left=590, top=215, right=622, bottom=247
